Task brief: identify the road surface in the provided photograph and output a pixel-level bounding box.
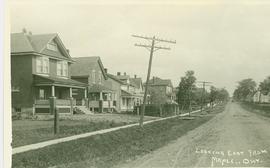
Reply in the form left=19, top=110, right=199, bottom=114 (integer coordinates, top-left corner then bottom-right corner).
left=118, top=102, right=270, bottom=167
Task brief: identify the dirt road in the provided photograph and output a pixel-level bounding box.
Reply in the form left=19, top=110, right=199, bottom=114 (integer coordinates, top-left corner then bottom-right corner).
left=118, top=102, right=270, bottom=167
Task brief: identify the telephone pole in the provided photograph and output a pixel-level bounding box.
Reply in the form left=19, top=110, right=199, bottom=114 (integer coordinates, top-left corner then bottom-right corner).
left=132, top=34, right=176, bottom=127
left=197, top=81, right=212, bottom=112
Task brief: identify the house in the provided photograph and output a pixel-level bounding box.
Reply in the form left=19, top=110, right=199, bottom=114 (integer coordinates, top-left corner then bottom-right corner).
left=253, top=90, right=270, bottom=103
left=70, top=57, right=118, bottom=113
left=105, top=73, right=123, bottom=112
left=130, top=75, right=144, bottom=106
left=11, top=30, right=88, bottom=116
left=114, top=72, right=138, bottom=112
left=145, top=76, right=177, bottom=105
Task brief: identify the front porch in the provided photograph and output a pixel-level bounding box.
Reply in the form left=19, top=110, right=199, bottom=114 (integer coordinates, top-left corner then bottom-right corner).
left=121, top=90, right=135, bottom=112
left=33, top=75, right=88, bottom=114
left=88, top=84, right=117, bottom=113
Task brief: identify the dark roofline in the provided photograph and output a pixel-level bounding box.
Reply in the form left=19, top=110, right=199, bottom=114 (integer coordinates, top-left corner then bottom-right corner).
left=11, top=51, right=75, bottom=62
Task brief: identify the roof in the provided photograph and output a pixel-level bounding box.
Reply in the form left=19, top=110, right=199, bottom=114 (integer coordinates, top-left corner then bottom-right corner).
left=130, top=78, right=143, bottom=89
left=11, top=32, right=72, bottom=61
left=88, top=84, right=113, bottom=93
left=33, top=74, right=88, bottom=88
left=121, top=90, right=134, bottom=97
left=107, top=73, right=124, bottom=84
left=70, top=57, right=108, bottom=80
left=147, top=77, right=173, bottom=87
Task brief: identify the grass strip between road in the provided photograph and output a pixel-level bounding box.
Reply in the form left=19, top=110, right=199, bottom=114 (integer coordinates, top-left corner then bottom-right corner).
left=12, top=104, right=226, bottom=168
left=240, top=102, right=270, bottom=118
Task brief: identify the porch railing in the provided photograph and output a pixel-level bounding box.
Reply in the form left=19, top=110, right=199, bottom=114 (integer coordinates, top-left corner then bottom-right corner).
left=35, top=99, right=76, bottom=106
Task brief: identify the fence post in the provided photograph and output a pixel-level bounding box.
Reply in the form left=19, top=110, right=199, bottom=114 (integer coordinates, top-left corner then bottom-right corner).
left=54, top=107, right=59, bottom=134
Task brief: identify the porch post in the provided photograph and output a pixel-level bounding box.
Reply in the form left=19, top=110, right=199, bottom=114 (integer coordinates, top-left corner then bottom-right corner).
left=84, top=89, right=89, bottom=108
left=69, top=87, right=74, bottom=114
left=51, top=85, right=55, bottom=97
left=69, top=88, right=73, bottom=98
left=108, top=93, right=111, bottom=113
left=99, top=91, right=103, bottom=113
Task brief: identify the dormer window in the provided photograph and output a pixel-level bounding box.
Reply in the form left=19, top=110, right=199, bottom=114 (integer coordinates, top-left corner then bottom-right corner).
left=36, top=56, right=49, bottom=74
left=47, top=43, right=57, bottom=51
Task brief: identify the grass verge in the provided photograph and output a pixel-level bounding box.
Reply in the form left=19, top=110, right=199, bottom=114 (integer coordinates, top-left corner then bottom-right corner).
left=12, top=114, right=158, bottom=147
left=240, top=102, right=270, bottom=118
left=12, top=105, right=226, bottom=168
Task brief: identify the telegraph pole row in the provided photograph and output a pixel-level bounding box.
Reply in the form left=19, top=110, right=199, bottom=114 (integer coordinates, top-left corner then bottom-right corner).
left=196, top=81, right=212, bottom=112
left=132, top=34, right=176, bottom=127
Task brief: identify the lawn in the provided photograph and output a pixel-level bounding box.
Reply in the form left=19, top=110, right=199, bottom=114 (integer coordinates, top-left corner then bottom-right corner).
left=240, top=102, right=270, bottom=117
left=12, top=104, right=226, bottom=168
left=12, top=114, right=159, bottom=147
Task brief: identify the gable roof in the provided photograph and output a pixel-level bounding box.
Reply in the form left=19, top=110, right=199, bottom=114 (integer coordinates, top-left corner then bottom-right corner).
left=11, top=32, right=72, bottom=61
left=147, top=77, right=173, bottom=87
left=70, top=57, right=108, bottom=79
left=107, top=73, right=124, bottom=84
left=130, top=78, right=143, bottom=89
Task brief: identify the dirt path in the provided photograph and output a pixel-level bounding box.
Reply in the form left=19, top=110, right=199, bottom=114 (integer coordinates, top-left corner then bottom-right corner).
left=118, top=102, right=270, bottom=167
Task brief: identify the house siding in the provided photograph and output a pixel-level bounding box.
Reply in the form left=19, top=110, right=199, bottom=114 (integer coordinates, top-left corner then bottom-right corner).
left=105, top=78, right=122, bottom=112
left=11, top=55, right=34, bottom=109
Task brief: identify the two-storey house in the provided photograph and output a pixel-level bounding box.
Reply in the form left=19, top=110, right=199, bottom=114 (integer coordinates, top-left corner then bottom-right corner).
left=70, top=57, right=117, bottom=113
left=11, top=31, right=88, bottom=116
left=146, top=76, right=177, bottom=105
left=114, top=72, right=137, bottom=112
left=130, top=75, right=144, bottom=106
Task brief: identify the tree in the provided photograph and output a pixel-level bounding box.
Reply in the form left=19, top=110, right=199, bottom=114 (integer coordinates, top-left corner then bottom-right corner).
left=259, top=76, right=270, bottom=95
left=233, top=78, right=256, bottom=101
left=177, top=70, right=196, bottom=110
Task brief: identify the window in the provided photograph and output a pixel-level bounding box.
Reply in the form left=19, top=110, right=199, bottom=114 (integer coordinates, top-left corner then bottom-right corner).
left=57, top=61, right=68, bottom=77
left=36, top=57, right=49, bottom=74
left=47, top=43, right=57, bottom=51
left=92, top=70, right=96, bottom=83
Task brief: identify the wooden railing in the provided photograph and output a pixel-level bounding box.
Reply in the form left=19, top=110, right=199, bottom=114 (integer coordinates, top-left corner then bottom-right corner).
left=35, top=99, right=76, bottom=106
left=35, top=99, right=49, bottom=105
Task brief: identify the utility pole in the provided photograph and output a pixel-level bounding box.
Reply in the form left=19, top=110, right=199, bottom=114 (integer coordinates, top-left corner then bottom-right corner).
left=197, top=81, right=212, bottom=112
left=132, top=34, right=176, bottom=127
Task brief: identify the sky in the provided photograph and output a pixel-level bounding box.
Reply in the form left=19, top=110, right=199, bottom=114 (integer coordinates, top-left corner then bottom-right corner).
left=9, top=0, right=270, bottom=95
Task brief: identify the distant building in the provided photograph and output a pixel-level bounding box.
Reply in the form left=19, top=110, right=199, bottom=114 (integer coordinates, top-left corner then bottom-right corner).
left=145, top=76, right=177, bottom=105
left=114, top=72, right=144, bottom=112
left=253, top=90, right=270, bottom=103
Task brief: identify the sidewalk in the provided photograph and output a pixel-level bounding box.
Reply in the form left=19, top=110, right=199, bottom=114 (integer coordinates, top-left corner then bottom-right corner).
left=12, top=109, right=201, bottom=155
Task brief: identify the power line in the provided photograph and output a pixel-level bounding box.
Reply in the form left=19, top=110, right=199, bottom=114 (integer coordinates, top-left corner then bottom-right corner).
left=132, top=34, right=176, bottom=127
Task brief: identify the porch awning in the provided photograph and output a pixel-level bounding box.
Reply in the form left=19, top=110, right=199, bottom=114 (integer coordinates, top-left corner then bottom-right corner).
left=121, top=90, right=134, bottom=98
left=33, top=74, right=88, bottom=89
left=88, top=84, right=113, bottom=93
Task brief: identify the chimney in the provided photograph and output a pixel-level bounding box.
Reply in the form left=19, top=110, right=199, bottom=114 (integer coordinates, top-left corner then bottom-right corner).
left=134, top=75, right=137, bottom=78
left=104, top=68, right=108, bottom=73
left=117, top=72, right=121, bottom=76
left=124, top=72, right=127, bottom=76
